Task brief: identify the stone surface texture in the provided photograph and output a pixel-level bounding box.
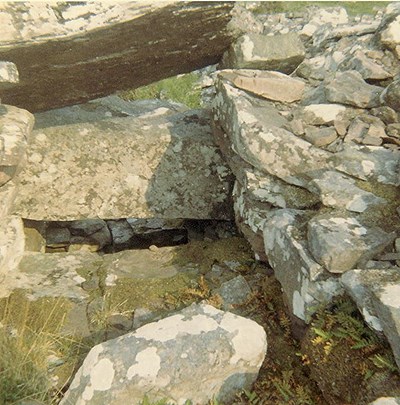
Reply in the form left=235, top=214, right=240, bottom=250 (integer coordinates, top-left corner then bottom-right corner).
left=11, top=105, right=233, bottom=221
left=0, top=2, right=237, bottom=112
left=220, top=32, right=305, bottom=73
left=60, top=303, right=267, bottom=405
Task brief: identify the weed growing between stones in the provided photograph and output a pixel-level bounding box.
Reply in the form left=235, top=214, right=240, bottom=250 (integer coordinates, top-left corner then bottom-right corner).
left=120, top=72, right=202, bottom=109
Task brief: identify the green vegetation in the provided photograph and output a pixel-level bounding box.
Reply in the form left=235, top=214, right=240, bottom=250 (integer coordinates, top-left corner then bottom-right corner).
left=251, top=2, right=390, bottom=16
left=120, top=72, right=202, bottom=109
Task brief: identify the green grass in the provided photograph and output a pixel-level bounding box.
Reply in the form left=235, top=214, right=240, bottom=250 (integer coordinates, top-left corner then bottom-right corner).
left=252, top=2, right=390, bottom=16
left=120, top=72, right=202, bottom=109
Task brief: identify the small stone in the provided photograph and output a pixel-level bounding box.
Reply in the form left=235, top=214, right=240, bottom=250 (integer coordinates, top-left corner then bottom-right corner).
left=304, top=126, right=338, bottom=147
left=149, top=244, right=159, bottom=252
left=381, top=78, right=400, bottom=112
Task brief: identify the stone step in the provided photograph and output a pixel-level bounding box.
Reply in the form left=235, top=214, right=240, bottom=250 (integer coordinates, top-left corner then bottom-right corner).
left=11, top=106, right=233, bottom=221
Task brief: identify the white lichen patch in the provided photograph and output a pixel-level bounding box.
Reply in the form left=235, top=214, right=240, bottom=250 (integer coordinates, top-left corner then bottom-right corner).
left=127, top=347, right=161, bottom=381
left=82, top=345, right=104, bottom=377
left=220, top=312, right=267, bottom=366
left=361, top=160, right=375, bottom=175
left=90, top=358, right=115, bottom=391
left=379, top=284, right=400, bottom=308
left=135, top=314, right=219, bottom=342
left=240, top=35, right=255, bottom=61
left=293, top=290, right=305, bottom=320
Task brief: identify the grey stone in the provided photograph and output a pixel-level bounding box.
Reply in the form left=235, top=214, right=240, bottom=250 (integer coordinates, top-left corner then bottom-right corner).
left=371, top=106, right=399, bottom=125
left=214, top=275, right=253, bottom=310
left=0, top=180, right=17, bottom=219
left=308, top=213, right=395, bottom=273
left=220, top=70, right=305, bottom=103
left=295, top=55, right=328, bottom=81
left=339, top=50, right=392, bottom=80
left=263, top=209, right=342, bottom=322
left=305, top=170, right=386, bottom=213
left=213, top=78, right=330, bottom=187
left=381, top=78, right=400, bottom=112
left=297, top=104, right=347, bottom=126
left=0, top=2, right=237, bottom=112
left=0, top=61, right=19, bottom=90
left=325, top=71, right=384, bottom=108
left=60, top=303, right=267, bottom=405
left=33, top=97, right=188, bottom=130
left=11, top=109, right=233, bottom=220
left=0, top=104, right=34, bottom=186
left=304, top=126, right=338, bottom=147
left=220, top=32, right=305, bottom=74
left=329, top=144, right=400, bottom=186
left=341, top=268, right=400, bottom=370
left=106, top=220, right=136, bottom=251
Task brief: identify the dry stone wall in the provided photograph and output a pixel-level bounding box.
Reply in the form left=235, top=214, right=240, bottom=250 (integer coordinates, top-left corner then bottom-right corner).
left=213, top=2, right=400, bottom=373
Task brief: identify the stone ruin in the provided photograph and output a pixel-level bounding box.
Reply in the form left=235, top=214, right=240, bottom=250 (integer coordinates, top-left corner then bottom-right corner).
left=1, top=1, right=400, bottom=404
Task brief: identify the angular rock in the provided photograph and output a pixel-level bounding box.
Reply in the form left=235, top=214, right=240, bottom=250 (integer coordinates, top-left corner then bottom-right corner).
left=0, top=2, right=237, bottom=112
left=371, top=106, right=399, bottom=125
left=308, top=213, right=395, bottom=273
left=305, top=170, right=386, bottom=213
left=220, top=69, right=305, bottom=103
left=380, top=13, right=400, bottom=51
left=0, top=216, right=25, bottom=282
left=214, top=275, right=253, bottom=311
left=325, top=71, right=383, bottom=108
left=213, top=78, right=330, bottom=187
left=341, top=268, right=400, bottom=370
left=0, top=61, right=19, bottom=90
left=220, top=32, right=305, bottom=74
left=330, top=144, right=400, bottom=186
left=11, top=109, right=233, bottom=220
left=0, top=104, right=34, bottom=186
left=295, top=55, right=328, bottom=81
left=304, top=126, right=338, bottom=147
left=69, top=219, right=112, bottom=252
left=263, top=209, right=342, bottom=322
left=60, top=303, right=267, bottom=404
left=106, top=220, right=136, bottom=252
left=300, top=7, right=348, bottom=37
left=381, top=78, right=400, bottom=112
left=298, top=104, right=347, bottom=126
left=339, top=50, right=392, bottom=80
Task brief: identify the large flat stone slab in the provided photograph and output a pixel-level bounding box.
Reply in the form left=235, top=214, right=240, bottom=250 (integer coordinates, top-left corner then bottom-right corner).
left=11, top=109, right=233, bottom=221
left=0, top=2, right=236, bottom=112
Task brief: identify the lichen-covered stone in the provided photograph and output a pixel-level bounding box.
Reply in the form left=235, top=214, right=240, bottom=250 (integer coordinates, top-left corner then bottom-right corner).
left=381, top=78, right=400, bottom=112
left=305, top=170, right=386, bottom=213
left=220, top=32, right=305, bottom=73
left=60, top=303, right=267, bottom=405
left=329, top=144, right=400, bottom=186
left=324, top=71, right=384, bottom=108
left=0, top=2, right=237, bottom=112
left=263, top=209, right=342, bottom=322
left=12, top=109, right=233, bottom=221
left=341, top=268, right=400, bottom=370
left=213, top=78, right=330, bottom=187
left=308, top=213, right=395, bottom=273
left=0, top=104, right=34, bottom=186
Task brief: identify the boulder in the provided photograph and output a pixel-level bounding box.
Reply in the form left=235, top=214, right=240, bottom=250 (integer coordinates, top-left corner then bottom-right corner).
left=341, top=268, right=400, bottom=370
left=263, top=209, right=342, bottom=322
left=324, top=71, right=384, bottom=108
left=0, top=104, right=34, bottom=186
left=369, top=398, right=400, bottom=405
left=60, top=303, right=267, bottom=405
left=307, top=213, right=395, bottom=273
left=220, top=32, right=305, bottom=74
left=11, top=108, right=233, bottom=221
left=0, top=2, right=237, bottom=112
